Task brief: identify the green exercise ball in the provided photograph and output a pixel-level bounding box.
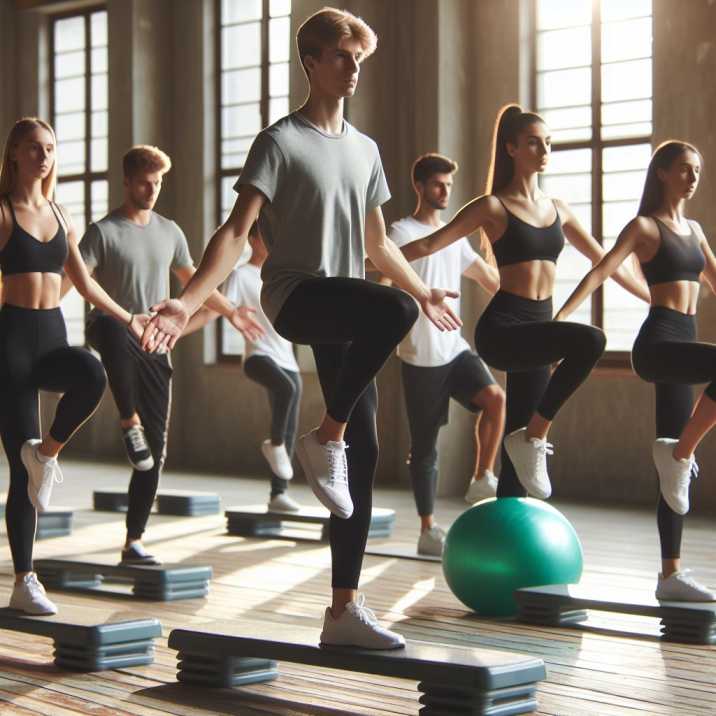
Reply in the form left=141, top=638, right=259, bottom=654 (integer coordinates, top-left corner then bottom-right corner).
left=442, top=497, right=583, bottom=617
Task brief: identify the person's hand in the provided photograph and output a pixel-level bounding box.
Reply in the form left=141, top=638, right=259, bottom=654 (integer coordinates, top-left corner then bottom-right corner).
left=128, top=313, right=151, bottom=341
left=228, top=305, right=264, bottom=342
left=420, top=288, right=462, bottom=332
left=141, top=298, right=190, bottom=352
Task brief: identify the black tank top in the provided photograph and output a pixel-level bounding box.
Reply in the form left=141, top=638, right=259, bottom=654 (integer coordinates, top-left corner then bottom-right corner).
left=491, top=196, right=565, bottom=267
left=0, top=199, right=68, bottom=276
left=640, top=218, right=704, bottom=286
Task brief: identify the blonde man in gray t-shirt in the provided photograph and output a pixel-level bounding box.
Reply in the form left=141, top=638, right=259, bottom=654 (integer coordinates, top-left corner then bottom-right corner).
left=142, top=9, right=461, bottom=650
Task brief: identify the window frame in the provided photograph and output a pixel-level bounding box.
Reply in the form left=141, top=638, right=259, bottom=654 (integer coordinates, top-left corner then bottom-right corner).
left=531, top=0, right=653, bottom=369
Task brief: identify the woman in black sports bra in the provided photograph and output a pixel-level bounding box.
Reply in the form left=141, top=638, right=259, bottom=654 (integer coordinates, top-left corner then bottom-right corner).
left=397, top=104, right=649, bottom=500
left=557, top=141, right=716, bottom=602
left=0, top=117, right=150, bottom=615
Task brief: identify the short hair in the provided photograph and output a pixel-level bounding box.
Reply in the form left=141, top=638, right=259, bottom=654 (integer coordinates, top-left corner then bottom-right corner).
left=412, top=153, right=459, bottom=186
left=122, top=145, right=171, bottom=178
left=296, top=7, right=377, bottom=76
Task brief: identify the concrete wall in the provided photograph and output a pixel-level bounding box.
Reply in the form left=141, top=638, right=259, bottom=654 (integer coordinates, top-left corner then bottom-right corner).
left=0, top=0, right=715, bottom=514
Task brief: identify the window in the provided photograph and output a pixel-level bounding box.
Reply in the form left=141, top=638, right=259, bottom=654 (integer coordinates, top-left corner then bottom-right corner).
left=217, top=0, right=291, bottom=359
left=534, top=0, right=653, bottom=358
left=51, top=8, right=109, bottom=345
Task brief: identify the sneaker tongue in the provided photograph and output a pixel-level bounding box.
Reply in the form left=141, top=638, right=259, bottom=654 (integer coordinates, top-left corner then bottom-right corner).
left=325, top=440, right=346, bottom=450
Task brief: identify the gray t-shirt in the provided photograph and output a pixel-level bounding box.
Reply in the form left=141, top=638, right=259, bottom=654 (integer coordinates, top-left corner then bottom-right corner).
left=235, top=112, right=391, bottom=323
left=80, top=210, right=193, bottom=319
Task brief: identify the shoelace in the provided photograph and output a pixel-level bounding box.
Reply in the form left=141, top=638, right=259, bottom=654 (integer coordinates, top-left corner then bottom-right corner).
left=349, top=594, right=379, bottom=626
left=326, top=444, right=349, bottom=485
left=530, top=438, right=554, bottom=457
left=25, top=574, right=45, bottom=596
left=689, top=458, right=699, bottom=480
left=127, top=426, right=148, bottom=452
left=37, top=447, right=63, bottom=484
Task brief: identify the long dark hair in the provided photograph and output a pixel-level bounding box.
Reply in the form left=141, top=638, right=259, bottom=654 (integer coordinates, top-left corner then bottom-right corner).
left=481, top=104, right=546, bottom=262
left=638, top=140, right=702, bottom=217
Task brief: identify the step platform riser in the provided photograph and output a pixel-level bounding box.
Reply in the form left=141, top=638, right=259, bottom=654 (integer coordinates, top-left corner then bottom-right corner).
left=177, top=652, right=279, bottom=687
left=55, top=639, right=156, bottom=670
left=418, top=681, right=539, bottom=716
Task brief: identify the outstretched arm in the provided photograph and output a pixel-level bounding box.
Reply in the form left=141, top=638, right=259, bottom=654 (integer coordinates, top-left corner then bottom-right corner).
left=463, top=256, right=499, bottom=295
left=365, top=207, right=462, bottom=332
left=556, top=218, right=644, bottom=320
left=560, top=200, right=650, bottom=303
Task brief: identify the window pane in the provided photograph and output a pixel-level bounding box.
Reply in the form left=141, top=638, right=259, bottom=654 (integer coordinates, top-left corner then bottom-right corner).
left=537, top=26, right=591, bottom=71
left=57, top=140, right=85, bottom=175
left=55, top=16, right=85, bottom=53
left=269, top=0, right=291, bottom=17
left=537, top=0, right=591, bottom=30
left=602, top=143, right=652, bottom=172
left=56, top=180, right=84, bottom=216
left=222, top=23, right=261, bottom=69
left=602, top=121, right=652, bottom=140
left=92, top=73, right=108, bottom=111
left=221, top=175, right=239, bottom=221
left=538, top=67, right=591, bottom=109
left=269, top=97, right=289, bottom=125
left=222, top=0, right=262, bottom=24
left=91, top=46, right=107, bottom=74
left=602, top=17, right=652, bottom=63
left=602, top=58, right=651, bottom=103
left=91, top=138, right=108, bottom=173
left=61, top=288, right=86, bottom=346
left=269, top=17, right=291, bottom=63
left=55, top=111, right=85, bottom=142
left=269, top=62, right=289, bottom=97
left=55, top=77, right=86, bottom=113
left=91, top=180, right=108, bottom=221
left=222, top=104, right=262, bottom=142
left=55, top=49, right=84, bottom=79
left=90, top=11, right=107, bottom=47
left=601, top=0, right=651, bottom=22
left=222, top=67, right=261, bottom=104
left=91, top=110, right=108, bottom=139
left=222, top=136, right=254, bottom=170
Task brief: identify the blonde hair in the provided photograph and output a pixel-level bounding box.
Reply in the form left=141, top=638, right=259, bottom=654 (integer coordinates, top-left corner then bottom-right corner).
left=296, top=6, right=377, bottom=77
left=0, top=117, right=58, bottom=200
left=123, top=145, right=172, bottom=178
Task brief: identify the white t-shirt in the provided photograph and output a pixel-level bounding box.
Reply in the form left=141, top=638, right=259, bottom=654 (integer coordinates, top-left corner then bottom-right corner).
left=222, top=262, right=299, bottom=372
left=389, top=216, right=478, bottom=367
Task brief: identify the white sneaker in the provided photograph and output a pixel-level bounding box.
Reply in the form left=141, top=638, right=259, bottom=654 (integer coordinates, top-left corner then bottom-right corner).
left=261, top=440, right=294, bottom=480
left=268, top=492, right=302, bottom=512
left=656, top=570, right=715, bottom=602
left=320, top=594, right=405, bottom=650
left=653, top=438, right=696, bottom=515
left=417, top=525, right=446, bottom=557
left=296, top=429, right=352, bottom=518
left=503, top=427, right=552, bottom=499
left=464, top=470, right=498, bottom=503
left=21, top=439, right=63, bottom=512
left=9, top=573, right=57, bottom=615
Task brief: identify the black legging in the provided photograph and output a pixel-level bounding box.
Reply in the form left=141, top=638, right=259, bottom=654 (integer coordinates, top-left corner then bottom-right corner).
left=87, top=314, right=172, bottom=540
left=632, top=306, right=716, bottom=558
left=0, top=305, right=106, bottom=572
left=275, top=277, right=418, bottom=587
left=243, top=354, right=302, bottom=496
left=475, top=290, right=606, bottom=497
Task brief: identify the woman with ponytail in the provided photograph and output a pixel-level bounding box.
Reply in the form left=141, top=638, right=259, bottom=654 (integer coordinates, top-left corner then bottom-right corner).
left=556, top=140, right=716, bottom=601
left=0, top=118, right=150, bottom=614
left=397, top=104, right=649, bottom=499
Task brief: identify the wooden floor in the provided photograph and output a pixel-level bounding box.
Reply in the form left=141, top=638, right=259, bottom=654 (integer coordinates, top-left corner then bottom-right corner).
left=0, top=459, right=714, bottom=715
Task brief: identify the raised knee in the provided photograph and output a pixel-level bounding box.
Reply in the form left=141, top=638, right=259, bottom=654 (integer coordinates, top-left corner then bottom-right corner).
left=476, top=384, right=505, bottom=413
left=86, top=357, right=108, bottom=396
left=387, top=290, right=419, bottom=334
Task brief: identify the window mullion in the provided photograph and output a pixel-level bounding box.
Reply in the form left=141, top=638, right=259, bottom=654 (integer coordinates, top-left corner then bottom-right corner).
left=591, top=0, right=604, bottom=330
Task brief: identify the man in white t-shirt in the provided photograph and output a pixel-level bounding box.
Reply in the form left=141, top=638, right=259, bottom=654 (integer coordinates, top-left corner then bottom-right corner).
left=388, top=154, right=505, bottom=556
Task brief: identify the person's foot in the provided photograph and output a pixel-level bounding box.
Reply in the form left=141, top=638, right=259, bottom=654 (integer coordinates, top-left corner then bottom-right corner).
left=21, top=439, right=63, bottom=512
left=9, top=573, right=57, bottom=615
left=320, top=594, right=405, bottom=649
left=503, top=427, right=552, bottom=499
left=268, top=492, right=302, bottom=513
left=122, top=425, right=154, bottom=472
left=261, top=439, right=294, bottom=480
left=653, top=438, right=696, bottom=515
left=417, top=525, right=446, bottom=557
left=464, top=470, right=498, bottom=503
left=656, top=570, right=715, bottom=601
left=295, top=429, right=352, bottom=518
left=120, top=543, right=161, bottom=566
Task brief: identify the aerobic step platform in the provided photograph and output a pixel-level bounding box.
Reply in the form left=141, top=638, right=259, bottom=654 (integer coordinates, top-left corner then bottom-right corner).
left=515, top=583, right=716, bottom=644
left=36, top=507, right=73, bottom=540
left=0, top=604, right=161, bottom=670
left=168, top=618, right=546, bottom=716
left=225, top=504, right=395, bottom=541
left=93, top=488, right=220, bottom=515
left=34, top=558, right=212, bottom=601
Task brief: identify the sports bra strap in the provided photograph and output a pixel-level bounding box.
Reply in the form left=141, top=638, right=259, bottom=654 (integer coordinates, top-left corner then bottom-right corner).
left=48, top=201, right=66, bottom=231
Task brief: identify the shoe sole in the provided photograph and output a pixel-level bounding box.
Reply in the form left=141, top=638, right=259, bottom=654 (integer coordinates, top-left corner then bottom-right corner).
left=129, top=457, right=155, bottom=472
left=296, top=438, right=353, bottom=519
left=261, top=443, right=293, bottom=481
left=504, top=437, right=551, bottom=500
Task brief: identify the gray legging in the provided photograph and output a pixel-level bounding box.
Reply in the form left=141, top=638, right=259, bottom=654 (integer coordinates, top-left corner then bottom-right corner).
left=243, top=354, right=302, bottom=495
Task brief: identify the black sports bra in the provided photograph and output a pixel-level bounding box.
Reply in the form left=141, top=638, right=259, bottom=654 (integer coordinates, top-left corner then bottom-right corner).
left=0, top=199, right=68, bottom=276
left=491, top=196, right=565, bottom=268
left=640, top=218, right=704, bottom=287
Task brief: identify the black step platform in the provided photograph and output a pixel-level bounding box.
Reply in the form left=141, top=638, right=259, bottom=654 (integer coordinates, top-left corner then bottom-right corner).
left=93, top=488, right=220, bottom=516
left=36, top=507, right=73, bottom=540
left=34, top=558, right=212, bottom=601
left=515, top=583, right=716, bottom=644
left=0, top=604, right=161, bottom=670
left=225, top=505, right=395, bottom=541
left=168, top=618, right=546, bottom=715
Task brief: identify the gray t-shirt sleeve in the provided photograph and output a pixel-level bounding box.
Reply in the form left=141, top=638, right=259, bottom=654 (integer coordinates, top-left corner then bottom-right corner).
left=366, top=148, right=391, bottom=212
left=79, top=222, right=103, bottom=272
left=171, top=222, right=194, bottom=269
left=233, top=132, right=286, bottom=203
